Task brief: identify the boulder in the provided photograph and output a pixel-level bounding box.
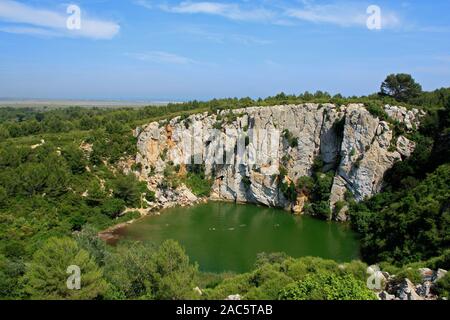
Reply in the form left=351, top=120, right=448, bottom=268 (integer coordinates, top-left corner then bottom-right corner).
left=416, top=281, right=433, bottom=297
left=419, top=268, right=435, bottom=282
left=397, top=279, right=424, bottom=301
left=397, top=136, right=416, bottom=158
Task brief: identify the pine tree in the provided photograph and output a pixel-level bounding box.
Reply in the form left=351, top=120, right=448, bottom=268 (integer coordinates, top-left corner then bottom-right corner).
left=24, top=237, right=107, bottom=300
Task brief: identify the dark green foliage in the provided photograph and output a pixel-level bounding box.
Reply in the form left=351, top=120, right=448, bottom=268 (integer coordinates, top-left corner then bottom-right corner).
left=366, top=102, right=389, bottom=121
left=280, top=180, right=297, bottom=202
left=101, top=198, right=126, bottom=218
left=313, top=201, right=332, bottom=220
left=350, top=164, right=450, bottom=265
left=62, top=145, right=86, bottom=174
left=380, top=73, right=422, bottom=102
left=145, top=189, right=156, bottom=202
left=310, top=173, right=334, bottom=220
left=69, top=214, right=87, bottom=231
left=0, top=255, right=25, bottom=299
left=241, top=176, right=252, bottom=189
left=88, top=129, right=137, bottom=165
left=112, top=174, right=142, bottom=207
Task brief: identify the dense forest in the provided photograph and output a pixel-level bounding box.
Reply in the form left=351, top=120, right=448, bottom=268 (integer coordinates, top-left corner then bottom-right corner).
left=0, top=74, right=449, bottom=300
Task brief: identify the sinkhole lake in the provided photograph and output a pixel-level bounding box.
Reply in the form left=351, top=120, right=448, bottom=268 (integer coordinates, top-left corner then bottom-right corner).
left=116, top=202, right=360, bottom=273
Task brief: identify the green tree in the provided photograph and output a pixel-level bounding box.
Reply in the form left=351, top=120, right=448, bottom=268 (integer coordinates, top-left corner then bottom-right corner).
left=151, top=240, right=199, bottom=300
left=101, top=198, right=126, bottom=218
left=24, top=237, right=107, bottom=300
left=62, top=146, right=87, bottom=174
left=113, top=174, right=141, bottom=207
left=104, top=240, right=198, bottom=300
left=75, top=225, right=108, bottom=267
left=380, top=73, right=422, bottom=102
left=0, top=255, right=25, bottom=299
left=104, top=241, right=155, bottom=299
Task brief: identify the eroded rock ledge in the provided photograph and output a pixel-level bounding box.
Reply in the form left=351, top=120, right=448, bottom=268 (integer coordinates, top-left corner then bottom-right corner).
left=134, top=103, right=423, bottom=221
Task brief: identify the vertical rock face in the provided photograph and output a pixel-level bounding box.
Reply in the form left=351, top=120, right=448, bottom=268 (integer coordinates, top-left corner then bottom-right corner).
left=135, top=103, right=421, bottom=221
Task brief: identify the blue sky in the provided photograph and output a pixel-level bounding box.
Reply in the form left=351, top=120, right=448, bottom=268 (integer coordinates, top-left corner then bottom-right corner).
left=0, top=0, right=449, bottom=101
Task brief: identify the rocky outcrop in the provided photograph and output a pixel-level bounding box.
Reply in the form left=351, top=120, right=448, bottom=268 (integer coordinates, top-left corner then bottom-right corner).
left=377, top=267, right=447, bottom=300
left=135, top=103, right=421, bottom=220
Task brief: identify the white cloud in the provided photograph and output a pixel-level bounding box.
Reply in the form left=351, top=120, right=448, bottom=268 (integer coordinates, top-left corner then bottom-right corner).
left=127, top=51, right=197, bottom=65
left=0, top=0, right=120, bottom=39
left=134, top=0, right=153, bottom=10
left=156, top=1, right=401, bottom=29
left=161, top=1, right=274, bottom=22
left=286, top=2, right=400, bottom=28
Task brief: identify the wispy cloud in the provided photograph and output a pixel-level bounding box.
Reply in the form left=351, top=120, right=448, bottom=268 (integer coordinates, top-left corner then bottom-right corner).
left=179, top=26, right=271, bottom=45
left=160, top=1, right=274, bottom=22
left=0, top=0, right=120, bottom=39
left=153, top=1, right=401, bottom=29
left=127, top=51, right=198, bottom=65
left=134, top=0, right=153, bottom=10
left=286, top=2, right=400, bottom=28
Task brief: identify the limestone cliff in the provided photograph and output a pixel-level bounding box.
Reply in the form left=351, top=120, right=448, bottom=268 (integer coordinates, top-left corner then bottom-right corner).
left=135, top=103, right=422, bottom=221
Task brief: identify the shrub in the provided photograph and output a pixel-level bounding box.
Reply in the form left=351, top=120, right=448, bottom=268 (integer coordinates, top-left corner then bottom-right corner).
left=435, top=273, right=450, bottom=299
left=279, top=273, right=376, bottom=300
left=241, top=176, right=252, bottom=189
left=366, top=103, right=389, bottom=121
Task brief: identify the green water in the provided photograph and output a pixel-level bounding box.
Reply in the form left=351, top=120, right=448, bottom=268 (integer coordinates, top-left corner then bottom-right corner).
left=117, top=202, right=360, bottom=273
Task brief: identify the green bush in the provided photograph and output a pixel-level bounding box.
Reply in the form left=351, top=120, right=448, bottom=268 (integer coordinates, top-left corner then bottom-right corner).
left=104, top=240, right=199, bottom=300
left=279, top=273, right=376, bottom=300
left=435, top=273, right=450, bottom=299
